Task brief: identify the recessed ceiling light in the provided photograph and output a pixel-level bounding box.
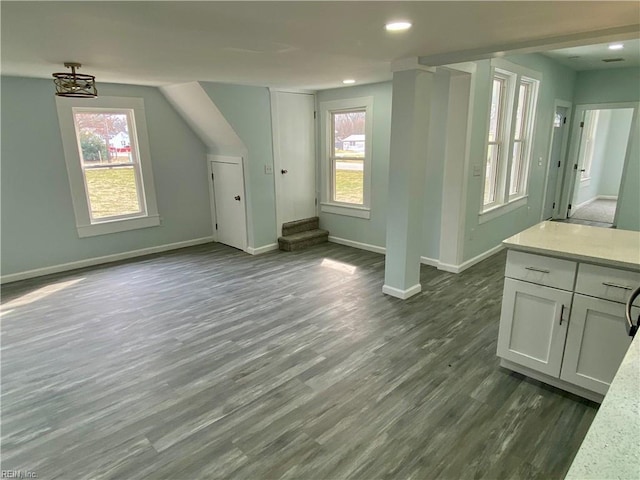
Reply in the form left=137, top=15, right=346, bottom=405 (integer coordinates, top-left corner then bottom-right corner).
left=385, top=21, right=412, bottom=32
left=609, top=44, right=624, bottom=50
left=342, top=79, right=356, bottom=84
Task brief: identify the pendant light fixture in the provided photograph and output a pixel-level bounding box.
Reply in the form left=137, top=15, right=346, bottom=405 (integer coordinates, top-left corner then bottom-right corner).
left=52, top=62, right=98, bottom=98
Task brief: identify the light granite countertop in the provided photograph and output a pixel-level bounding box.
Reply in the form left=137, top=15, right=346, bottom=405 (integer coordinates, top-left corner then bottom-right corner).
left=502, top=221, right=640, bottom=271
left=565, top=333, right=640, bottom=479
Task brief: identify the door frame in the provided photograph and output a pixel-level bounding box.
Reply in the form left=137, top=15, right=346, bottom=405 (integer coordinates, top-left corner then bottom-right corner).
left=270, top=88, right=317, bottom=237
left=207, top=154, right=249, bottom=252
left=558, top=101, right=638, bottom=221
left=540, top=99, right=572, bottom=221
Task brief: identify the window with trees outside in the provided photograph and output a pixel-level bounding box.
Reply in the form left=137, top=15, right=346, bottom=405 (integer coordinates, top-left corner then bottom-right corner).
left=56, top=97, right=159, bottom=237
left=320, top=96, right=373, bottom=219
left=331, top=109, right=366, bottom=204
left=482, top=59, right=541, bottom=216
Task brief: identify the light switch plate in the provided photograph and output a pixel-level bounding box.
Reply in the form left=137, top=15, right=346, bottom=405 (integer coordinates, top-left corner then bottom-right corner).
left=265, top=165, right=273, bottom=174
left=472, top=164, right=482, bottom=176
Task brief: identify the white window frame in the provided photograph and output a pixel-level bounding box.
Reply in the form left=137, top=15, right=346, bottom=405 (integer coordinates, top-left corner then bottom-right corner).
left=56, top=96, right=160, bottom=237
left=480, top=59, right=541, bottom=221
left=319, top=96, right=373, bottom=219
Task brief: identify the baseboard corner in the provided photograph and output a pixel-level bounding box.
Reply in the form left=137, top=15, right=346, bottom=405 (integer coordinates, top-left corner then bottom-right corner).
left=382, top=283, right=422, bottom=299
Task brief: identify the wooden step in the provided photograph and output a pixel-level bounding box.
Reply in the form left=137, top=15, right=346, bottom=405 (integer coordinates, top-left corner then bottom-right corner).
left=278, top=229, right=329, bottom=252
left=282, top=217, right=320, bottom=236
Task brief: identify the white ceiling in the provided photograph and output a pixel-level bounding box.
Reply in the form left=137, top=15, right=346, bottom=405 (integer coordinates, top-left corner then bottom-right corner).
left=1, top=1, right=639, bottom=90
left=542, top=38, right=640, bottom=70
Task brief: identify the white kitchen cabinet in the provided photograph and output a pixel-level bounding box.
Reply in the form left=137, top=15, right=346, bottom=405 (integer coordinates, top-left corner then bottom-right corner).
left=560, top=294, right=635, bottom=395
left=498, top=245, right=639, bottom=402
left=497, top=278, right=572, bottom=377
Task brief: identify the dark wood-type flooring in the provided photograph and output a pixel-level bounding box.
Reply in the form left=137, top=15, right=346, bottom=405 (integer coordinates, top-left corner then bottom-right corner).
left=1, top=243, right=598, bottom=479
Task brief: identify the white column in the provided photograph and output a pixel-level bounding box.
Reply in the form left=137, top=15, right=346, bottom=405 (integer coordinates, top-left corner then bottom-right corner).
left=383, top=66, right=434, bottom=299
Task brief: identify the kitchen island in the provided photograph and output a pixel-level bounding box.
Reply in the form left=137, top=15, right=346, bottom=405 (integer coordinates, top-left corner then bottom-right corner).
left=499, top=221, right=640, bottom=478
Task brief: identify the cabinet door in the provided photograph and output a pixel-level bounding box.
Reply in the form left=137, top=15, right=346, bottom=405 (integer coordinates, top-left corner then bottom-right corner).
left=497, top=278, right=572, bottom=377
left=560, top=294, right=634, bottom=395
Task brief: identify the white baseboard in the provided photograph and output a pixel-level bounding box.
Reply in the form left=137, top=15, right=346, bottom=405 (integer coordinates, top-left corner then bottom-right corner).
left=420, top=256, right=439, bottom=267
left=597, top=195, right=618, bottom=201
left=246, top=243, right=279, bottom=255
left=382, top=283, right=422, bottom=299
left=574, top=196, right=598, bottom=211
left=439, top=244, right=504, bottom=274
left=1, top=236, right=215, bottom=284
left=328, top=236, right=386, bottom=255
left=329, top=235, right=502, bottom=274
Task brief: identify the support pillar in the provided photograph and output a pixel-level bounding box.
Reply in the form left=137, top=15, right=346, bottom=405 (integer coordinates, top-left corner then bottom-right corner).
left=383, top=67, right=434, bottom=299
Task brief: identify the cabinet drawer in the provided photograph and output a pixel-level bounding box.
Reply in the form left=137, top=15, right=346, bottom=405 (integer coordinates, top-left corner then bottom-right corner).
left=576, top=263, right=640, bottom=304
left=505, top=250, right=577, bottom=291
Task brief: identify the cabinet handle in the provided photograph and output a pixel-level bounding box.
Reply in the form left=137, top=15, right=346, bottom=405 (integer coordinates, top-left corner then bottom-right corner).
left=602, top=282, right=633, bottom=290
left=525, top=266, right=550, bottom=274
left=560, top=304, right=565, bottom=325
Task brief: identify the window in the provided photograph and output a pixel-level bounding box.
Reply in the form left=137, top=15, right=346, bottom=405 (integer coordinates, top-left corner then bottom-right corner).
left=56, top=97, right=159, bottom=237
left=320, top=97, right=373, bottom=218
left=331, top=110, right=366, bottom=204
left=580, top=110, right=600, bottom=181
left=482, top=60, right=541, bottom=215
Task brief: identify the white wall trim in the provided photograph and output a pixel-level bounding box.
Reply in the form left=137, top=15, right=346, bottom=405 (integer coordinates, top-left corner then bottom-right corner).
left=1, top=237, right=215, bottom=284
left=246, top=243, right=279, bottom=255
left=382, top=283, right=422, bottom=299
left=574, top=196, right=599, bottom=211
left=598, top=195, right=618, bottom=201
left=439, top=244, right=504, bottom=274
left=329, top=235, right=501, bottom=274
left=420, top=256, right=439, bottom=268
left=328, top=236, right=385, bottom=255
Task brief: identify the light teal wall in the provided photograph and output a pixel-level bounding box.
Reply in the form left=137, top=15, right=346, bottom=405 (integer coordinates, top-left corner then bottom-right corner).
left=1, top=76, right=211, bottom=276
left=316, top=82, right=392, bottom=249
left=463, top=54, right=577, bottom=260
left=574, top=67, right=640, bottom=104
left=573, top=68, right=640, bottom=231
left=199, top=82, right=276, bottom=248
left=576, top=110, right=612, bottom=205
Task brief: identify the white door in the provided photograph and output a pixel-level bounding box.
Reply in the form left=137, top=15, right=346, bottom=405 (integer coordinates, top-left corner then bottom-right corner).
left=497, top=278, right=572, bottom=377
left=271, top=91, right=316, bottom=235
left=560, top=294, right=635, bottom=395
left=542, top=106, right=568, bottom=220
left=210, top=158, right=247, bottom=251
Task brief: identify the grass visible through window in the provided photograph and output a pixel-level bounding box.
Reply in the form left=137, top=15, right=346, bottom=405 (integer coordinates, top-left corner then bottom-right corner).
left=85, top=167, right=141, bottom=219
left=335, top=169, right=364, bottom=204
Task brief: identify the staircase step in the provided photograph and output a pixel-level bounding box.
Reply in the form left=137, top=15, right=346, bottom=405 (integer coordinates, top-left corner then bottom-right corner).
left=282, top=217, right=320, bottom=236
left=278, top=229, right=329, bottom=252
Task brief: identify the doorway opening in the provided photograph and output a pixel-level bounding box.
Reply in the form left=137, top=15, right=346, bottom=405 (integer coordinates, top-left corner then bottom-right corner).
left=559, top=105, right=635, bottom=228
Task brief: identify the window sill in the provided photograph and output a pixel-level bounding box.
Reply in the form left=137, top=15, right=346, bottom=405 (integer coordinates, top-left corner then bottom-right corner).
left=479, top=196, right=528, bottom=224
left=320, top=203, right=370, bottom=219
left=77, top=215, right=160, bottom=238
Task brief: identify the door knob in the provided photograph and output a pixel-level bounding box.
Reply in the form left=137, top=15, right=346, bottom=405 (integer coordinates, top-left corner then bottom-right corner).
left=234, top=195, right=241, bottom=201
left=281, top=169, right=288, bottom=174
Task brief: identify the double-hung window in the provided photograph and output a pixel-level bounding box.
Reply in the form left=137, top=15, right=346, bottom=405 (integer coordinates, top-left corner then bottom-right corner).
left=482, top=59, right=541, bottom=216
left=320, top=96, right=373, bottom=219
left=56, top=96, right=159, bottom=237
